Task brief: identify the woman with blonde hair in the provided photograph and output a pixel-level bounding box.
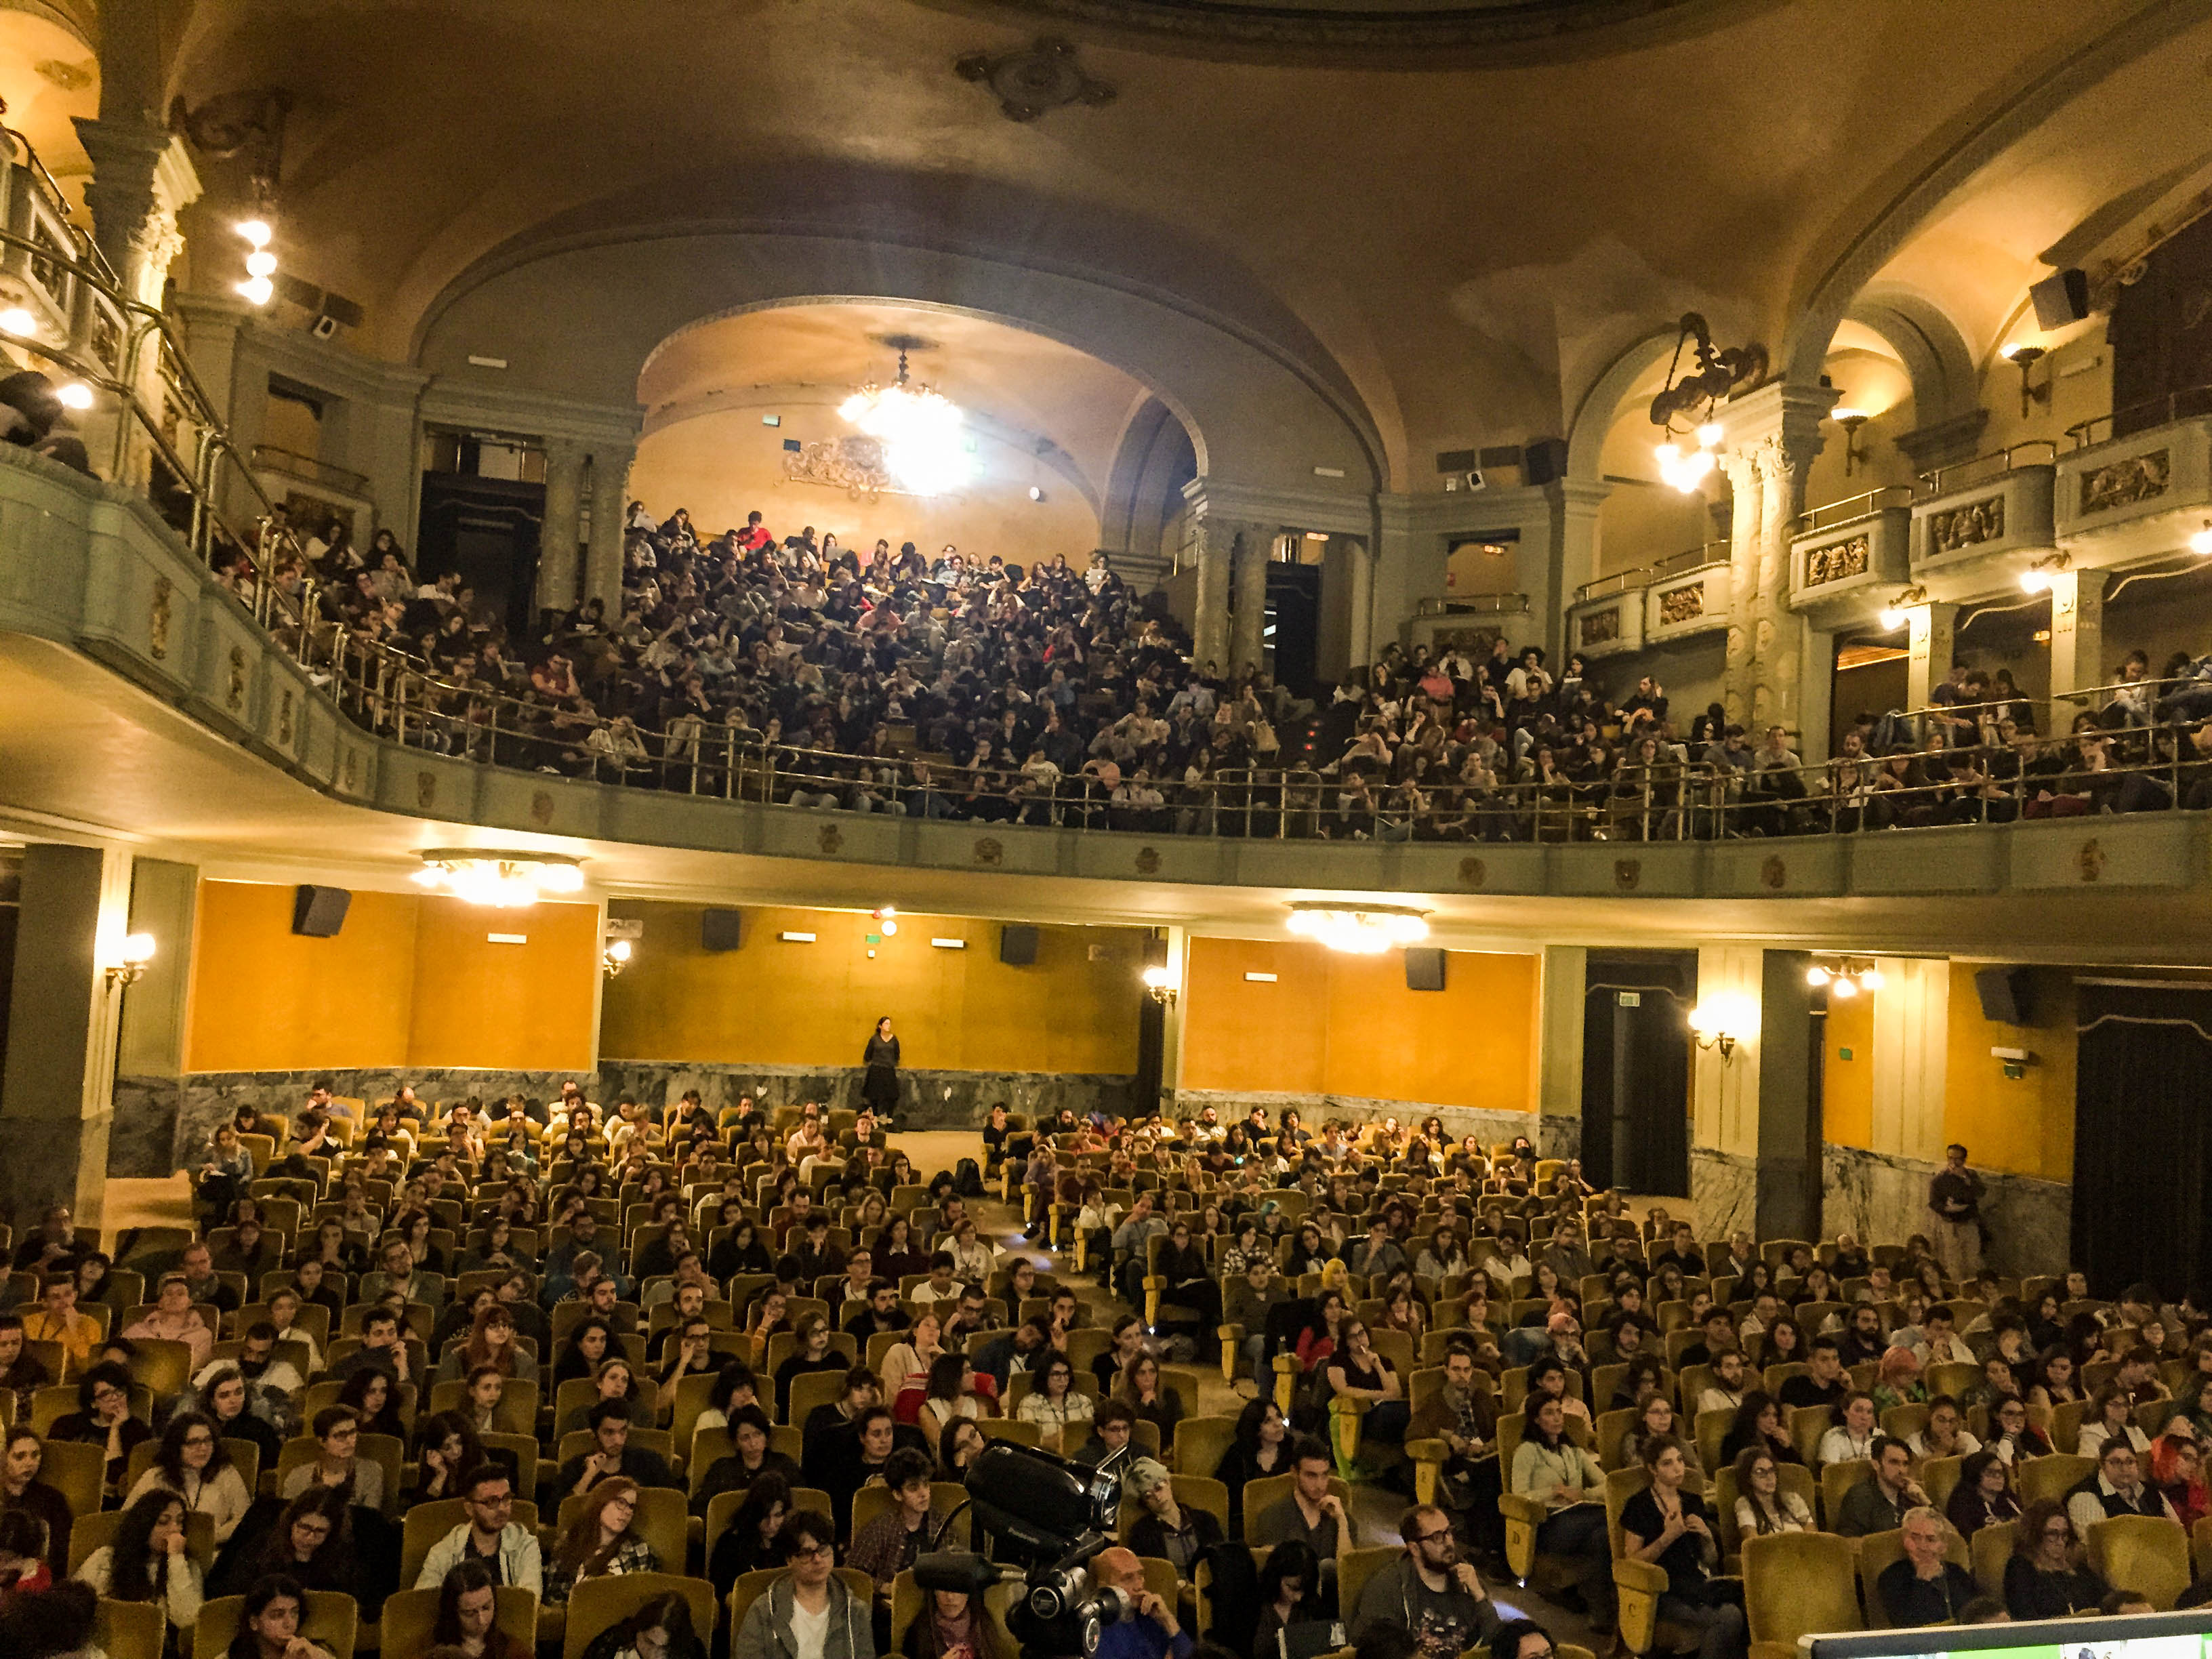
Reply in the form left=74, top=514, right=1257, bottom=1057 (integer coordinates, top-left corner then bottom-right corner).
left=543, top=1476, right=659, bottom=1607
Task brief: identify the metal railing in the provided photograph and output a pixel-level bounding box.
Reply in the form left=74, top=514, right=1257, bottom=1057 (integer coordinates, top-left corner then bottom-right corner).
left=0, top=128, right=318, bottom=644
left=251, top=444, right=371, bottom=497
left=1416, top=594, right=1530, bottom=617
left=1915, top=440, right=2058, bottom=498
left=2064, top=384, right=2212, bottom=450
left=1573, top=541, right=1726, bottom=605
left=1796, top=485, right=1914, bottom=537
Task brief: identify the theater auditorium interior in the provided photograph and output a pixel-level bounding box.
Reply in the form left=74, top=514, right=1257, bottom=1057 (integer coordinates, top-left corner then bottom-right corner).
left=6, top=1, right=2212, bottom=1656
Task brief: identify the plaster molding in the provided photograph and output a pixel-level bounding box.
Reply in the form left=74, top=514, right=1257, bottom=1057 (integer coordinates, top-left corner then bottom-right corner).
left=1183, top=474, right=1374, bottom=536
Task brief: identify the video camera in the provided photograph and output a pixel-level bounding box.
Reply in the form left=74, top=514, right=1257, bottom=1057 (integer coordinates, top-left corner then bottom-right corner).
left=914, top=1441, right=1136, bottom=1659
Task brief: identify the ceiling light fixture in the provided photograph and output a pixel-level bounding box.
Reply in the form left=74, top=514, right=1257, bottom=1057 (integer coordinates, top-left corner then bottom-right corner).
left=1648, top=312, right=1765, bottom=494
left=840, top=337, right=970, bottom=497
left=1807, top=956, right=1885, bottom=996
left=1285, top=901, right=1429, bottom=954
left=56, top=382, right=94, bottom=411
left=412, top=848, right=586, bottom=907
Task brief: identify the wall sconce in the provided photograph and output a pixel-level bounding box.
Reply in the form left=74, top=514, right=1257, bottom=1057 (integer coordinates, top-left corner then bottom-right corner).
left=2000, top=343, right=2051, bottom=419
left=1832, top=407, right=1871, bottom=477
left=1687, top=994, right=1758, bottom=1061
left=1141, top=964, right=1179, bottom=1008
left=1875, top=585, right=1927, bottom=632
left=2019, top=550, right=2071, bottom=594
left=602, top=939, right=633, bottom=978
left=105, top=932, right=157, bottom=990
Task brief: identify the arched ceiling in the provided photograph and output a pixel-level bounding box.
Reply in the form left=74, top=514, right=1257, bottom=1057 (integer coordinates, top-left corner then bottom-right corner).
left=154, top=0, right=2211, bottom=489
left=637, top=300, right=1152, bottom=498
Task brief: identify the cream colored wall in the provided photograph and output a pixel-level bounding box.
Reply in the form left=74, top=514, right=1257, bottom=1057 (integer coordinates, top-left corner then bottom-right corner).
left=628, top=398, right=1101, bottom=565
left=1594, top=412, right=1718, bottom=579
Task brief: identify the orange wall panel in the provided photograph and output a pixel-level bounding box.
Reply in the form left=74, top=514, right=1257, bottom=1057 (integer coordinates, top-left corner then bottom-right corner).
left=1822, top=990, right=1876, bottom=1150
left=407, top=899, right=600, bottom=1072
left=185, top=881, right=417, bottom=1072
left=1182, top=938, right=1537, bottom=1110
left=598, top=905, right=1141, bottom=1075
left=1943, top=964, right=2076, bottom=1181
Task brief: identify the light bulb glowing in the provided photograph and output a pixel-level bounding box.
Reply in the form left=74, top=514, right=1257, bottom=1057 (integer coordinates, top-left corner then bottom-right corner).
left=2020, top=569, right=2049, bottom=593
left=1141, top=965, right=1176, bottom=992
left=1830, top=407, right=1868, bottom=424
left=1286, top=902, right=1429, bottom=954
left=1878, top=607, right=1907, bottom=632
left=245, top=249, right=278, bottom=278
left=235, top=220, right=272, bottom=248
left=415, top=851, right=586, bottom=907
left=56, top=382, right=93, bottom=410
left=1830, top=975, right=1858, bottom=998
left=2192, top=523, right=2212, bottom=556
left=1857, top=966, right=1884, bottom=991
left=0, top=307, right=36, bottom=337
left=1805, top=965, right=1830, bottom=987
left=120, top=933, right=157, bottom=967
left=1656, top=438, right=1717, bottom=493
left=1696, top=422, right=1724, bottom=449
left=237, top=276, right=274, bottom=306
left=605, top=939, right=632, bottom=964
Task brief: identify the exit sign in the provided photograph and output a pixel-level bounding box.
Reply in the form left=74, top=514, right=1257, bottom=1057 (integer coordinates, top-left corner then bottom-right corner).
left=1617, top=991, right=1641, bottom=1007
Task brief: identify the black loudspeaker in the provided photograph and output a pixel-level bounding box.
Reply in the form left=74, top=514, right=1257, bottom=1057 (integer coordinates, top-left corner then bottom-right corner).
left=1521, top=436, right=1570, bottom=485
left=2030, top=268, right=2092, bottom=330
left=1974, top=966, right=2034, bottom=1026
left=1000, top=925, right=1038, bottom=966
left=1405, top=947, right=1447, bottom=991
left=291, top=884, right=351, bottom=937
left=701, top=909, right=743, bottom=953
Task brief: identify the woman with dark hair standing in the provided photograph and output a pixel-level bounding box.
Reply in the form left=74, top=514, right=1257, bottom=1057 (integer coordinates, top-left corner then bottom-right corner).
left=862, top=1017, right=901, bottom=1123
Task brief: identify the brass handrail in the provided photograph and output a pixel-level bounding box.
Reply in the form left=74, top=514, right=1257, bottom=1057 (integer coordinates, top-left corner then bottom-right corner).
left=1573, top=541, right=1726, bottom=605
left=1915, top=440, right=2058, bottom=498
left=1796, top=487, right=1914, bottom=537
left=2064, top=384, right=2212, bottom=450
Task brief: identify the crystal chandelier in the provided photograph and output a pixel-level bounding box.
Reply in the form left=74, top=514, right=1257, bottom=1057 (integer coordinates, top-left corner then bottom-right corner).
left=839, top=340, right=971, bottom=497
left=1286, top=901, right=1431, bottom=954
left=413, top=849, right=587, bottom=907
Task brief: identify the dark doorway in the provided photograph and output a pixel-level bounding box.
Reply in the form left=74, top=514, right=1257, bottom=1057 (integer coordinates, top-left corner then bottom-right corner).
left=1581, top=950, right=1696, bottom=1195
left=416, top=472, right=546, bottom=638
left=2072, top=979, right=2212, bottom=1298
left=1266, top=563, right=1323, bottom=700
left=2111, top=214, right=2212, bottom=434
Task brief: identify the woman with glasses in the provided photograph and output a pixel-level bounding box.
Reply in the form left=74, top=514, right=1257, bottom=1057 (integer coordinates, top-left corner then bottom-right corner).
left=544, top=1475, right=659, bottom=1607
left=1729, top=1446, right=1811, bottom=1536
left=48, top=1360, right=151, bottom=1498
left=1942, top=1449, right=2021, bottom=1537
left=2003, top=1499, right=2106, bottom=1619
left=123, top=1410, right=251, bottom=1542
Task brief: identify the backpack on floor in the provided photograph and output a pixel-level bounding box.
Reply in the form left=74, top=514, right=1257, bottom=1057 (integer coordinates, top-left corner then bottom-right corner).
left=954, top=1158, right=985, bottom=1197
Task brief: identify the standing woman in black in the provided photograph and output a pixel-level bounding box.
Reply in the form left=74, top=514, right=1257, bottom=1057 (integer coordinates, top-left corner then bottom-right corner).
left=862, top=1016, right=901, bottom=1124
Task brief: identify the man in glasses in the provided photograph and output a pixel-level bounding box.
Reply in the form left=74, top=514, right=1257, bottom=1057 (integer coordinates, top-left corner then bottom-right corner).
left=732, top=1507, right=872, bottom=1659
left=1349, top=1503, right=1500, bottom=1659
left=414, top=1465, right=542, bottom=1593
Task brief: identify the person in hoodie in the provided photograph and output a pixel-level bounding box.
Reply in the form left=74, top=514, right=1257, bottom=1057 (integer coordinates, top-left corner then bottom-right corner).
left=732, top=1507, right=878, bottom=1659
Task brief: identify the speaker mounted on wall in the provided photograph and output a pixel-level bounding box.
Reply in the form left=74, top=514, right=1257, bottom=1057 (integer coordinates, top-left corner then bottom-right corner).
left=701, top=908, right=744, bottom=953
left=1000, top=924, right=1038, bottom=966
left=291, top=884, right=352, bottom=938
left=1973, top=965, right=2034, bottom=1026
left=2029, top=268, right=2091, bottom=330
left=1404, top=947, right=1447, bottom=991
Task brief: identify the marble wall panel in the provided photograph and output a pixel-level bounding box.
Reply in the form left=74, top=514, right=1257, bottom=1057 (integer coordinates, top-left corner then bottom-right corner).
left=1822, top=1143, right=2070, bottom=1275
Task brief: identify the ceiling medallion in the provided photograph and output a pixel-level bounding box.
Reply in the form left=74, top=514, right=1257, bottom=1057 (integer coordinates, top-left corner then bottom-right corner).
left=955, top=37, right=1116, bottom=121
left=940, top=0, right=1752, bottom=64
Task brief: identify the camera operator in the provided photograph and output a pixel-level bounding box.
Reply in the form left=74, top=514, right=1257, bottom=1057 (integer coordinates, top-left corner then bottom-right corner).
left=1088, top=1547, right=1189, bottom=1659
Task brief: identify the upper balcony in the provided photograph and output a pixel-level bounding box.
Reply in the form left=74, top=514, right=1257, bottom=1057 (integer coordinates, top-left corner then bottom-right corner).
left=1565, top=541, right=1731, bottom=659
left=1786, top=491, right=1910, bottom=626
left=2055, top=388, right=2212, bottom=562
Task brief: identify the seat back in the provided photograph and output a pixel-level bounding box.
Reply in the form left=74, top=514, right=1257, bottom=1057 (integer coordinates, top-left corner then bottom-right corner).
left=94, top=1599, right=165, bottom=1659
left=1172, top=1414, right=1240, bottom=1480
left=561, top=1571, right=718, bottom=1659
left=1743, top=1530, right=1863, bottom=1645
left=1336, top=1545, right=1404, bottom=1626
left=1971, top=1519, right=2019, bottom=1595
left=40, top=1437, right=104, bottom=1519
left=2089, top=1513, right=2193, bottom=1611
left=379, top=1584, right=537, bottom=1658
left=555, top=1483, right=688, bottom=1577
left=2019, top=1453, right=2095, bottom=1511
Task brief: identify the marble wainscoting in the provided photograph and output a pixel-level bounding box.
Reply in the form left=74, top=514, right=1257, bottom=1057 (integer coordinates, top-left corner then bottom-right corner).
left=1691, top=1148, right=1761, bottom=1239
left=1822, top=1144, right=2072, bottom=1276
left=124, top=1067, right=607, bottom=1178
left=599, top=1062, right=1143, bottom=1132
left=1170, top=1089, right=1543, bottom=1150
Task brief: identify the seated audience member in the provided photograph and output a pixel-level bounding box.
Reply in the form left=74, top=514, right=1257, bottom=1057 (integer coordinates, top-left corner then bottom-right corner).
left=542, top=1475, right=659, bottom=1607
left=413, top=1464, right=543, bottom=1592
left=581, top=1589, right=709, bottom=1659
left=2067, top=1436, right=2179, bottom=1533
left=1837, top=1435, right=1927, bottom=1537
left=1877, top=1507, right=1978, bottom=1627
left=1618, top=1436, right=1741, bottom=1659
left=709, top=1473, right=796, bottom=1593
left=1122, top=1455, right=1226, bottom=1574
left=1347, top=1500, right=1501, bottom=1659
left=1507, top=1398, right=1614, bottom=1633
left=123, top=1410, right=252, bottom=1543
left=0, top=1426, right=74, bottom=1568
left=1089, top=1544, right=1191, bottom=1659
left=1944, top=1450, right=2022, bottom=1538
left=731, top=1507, right=876, bottom=1659
left=559, top=1398, right=677, bottom=1498
left=281, top=1406, right=384, bottom=1510
left=1730, top=1446, right=1811, bottom=1537
left=2003, top=1500, right=2106, bottom=1620
left=430, top=1559, right=534, bottom=1659
left=74, top=1488, right=203, bottom=1639
left=48, top=1360, right=152, bottom=1498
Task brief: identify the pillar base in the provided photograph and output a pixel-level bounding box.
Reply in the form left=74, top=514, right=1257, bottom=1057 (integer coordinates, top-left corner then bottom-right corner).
left=0, top=1110, right=113, bottom=1229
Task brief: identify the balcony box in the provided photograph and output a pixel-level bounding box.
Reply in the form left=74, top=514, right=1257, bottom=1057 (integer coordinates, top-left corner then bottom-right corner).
left=1643, top=562, right=1731, bottom=644
left=1910, top=464, right=2055, bottom=578
left=2054, top=413, right=2212, bottom=564
left=1787, top=506, right=1909, bottom=625
left=1563, top=591, right=1643, bottom=660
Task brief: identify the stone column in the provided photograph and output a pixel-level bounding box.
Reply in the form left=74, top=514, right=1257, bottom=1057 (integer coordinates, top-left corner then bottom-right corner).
left=1717, top=384, right=1836, bottom=734
left=1690, top=945, right=1816, bottom=1242
left=1536, top=945, right=1587, bottom=1160
left=111, top=858, right=199, bottom=1178
left=1906, top=602, right=1959, bottom=710
left=1190, top=514, right=1233, bottom=676
left=583, top=443, right=635, bottom=613
left=1542, top=479, right=1611, bottom=665
left=1228, top=523, right=1273, bottom=678
left=2047, top=569, right=2108, bottom=708
left=0, top=844, right=135, bottom=1227
left=73, top=122, right=201, bottom=309
left=1869, top=957, right=1950, bottom=1168
left=1347, top=538, right=1375, bottom=671
left=536, top=437, right=586, bottom=616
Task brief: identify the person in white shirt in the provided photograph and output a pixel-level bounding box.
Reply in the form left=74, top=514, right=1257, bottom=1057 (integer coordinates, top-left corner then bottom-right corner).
left=1816, top=1392, right=1880, bottom=1467
left=1698, top=1350, right=1750, bottom=1418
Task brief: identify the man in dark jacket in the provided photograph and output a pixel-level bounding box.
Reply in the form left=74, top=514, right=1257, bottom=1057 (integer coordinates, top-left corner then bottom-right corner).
left=1351, top=1502, right=1502, bottom=1659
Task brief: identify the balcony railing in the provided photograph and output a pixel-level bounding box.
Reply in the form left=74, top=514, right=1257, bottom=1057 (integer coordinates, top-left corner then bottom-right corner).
left=2064, top=384, right=2212, bottom=450
left=252, top=445, right=371, bottom=497
left=1574, top=541, right=1725, bottom=604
